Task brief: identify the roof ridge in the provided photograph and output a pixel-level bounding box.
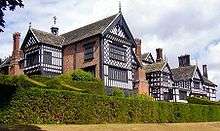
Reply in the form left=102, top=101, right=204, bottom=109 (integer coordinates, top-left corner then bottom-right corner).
left=61, top=13, right=118, bottom=36
left=31, top=28, right=64, bottom=38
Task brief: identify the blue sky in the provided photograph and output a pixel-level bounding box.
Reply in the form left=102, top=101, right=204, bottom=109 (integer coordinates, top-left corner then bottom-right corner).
left=0, top=0, right=220, bottom=99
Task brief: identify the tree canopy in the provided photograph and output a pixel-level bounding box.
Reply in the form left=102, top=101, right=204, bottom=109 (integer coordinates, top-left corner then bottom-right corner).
left=0, top=0, right=24, bottom=32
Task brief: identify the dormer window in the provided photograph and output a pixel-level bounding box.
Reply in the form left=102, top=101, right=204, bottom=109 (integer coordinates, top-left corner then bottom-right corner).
left=84, top=42, right=94, bottom=61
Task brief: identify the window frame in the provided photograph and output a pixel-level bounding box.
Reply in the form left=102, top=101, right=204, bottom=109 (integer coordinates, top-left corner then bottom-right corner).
left=109, top=43, right=127, bottom=62
left=43, top=51, right=52, bottom=65
left=84, top=42, right=95, bottom=61
left=108, top=66, right=128, bottom=82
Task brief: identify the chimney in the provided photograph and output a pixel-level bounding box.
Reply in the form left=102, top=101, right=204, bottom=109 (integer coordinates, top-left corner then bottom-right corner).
left=156, top=48, right=163, bottom=62
left=9, top=32, right=23, bottom=76
left=51, top=16, right=59, bottom=35
left=135, top=38, right=142, bottom=63
left=178, top=55, right=190, bottom=67
left=203, top=65, right=208, bottom=78
left=51, top=27, right=59, bottom=35
left=13, top=32, right=20, bottom=51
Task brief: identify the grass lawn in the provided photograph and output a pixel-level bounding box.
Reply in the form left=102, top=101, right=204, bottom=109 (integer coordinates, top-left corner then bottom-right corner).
left=36, top=122, right=220, bottom=131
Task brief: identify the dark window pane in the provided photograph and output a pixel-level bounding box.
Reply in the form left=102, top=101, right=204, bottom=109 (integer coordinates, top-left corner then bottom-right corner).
left=109, top=43, right=126, bottom=62
left=26, top=51, right=39, bottom=67
left=84, top=43, right=94, bottom=61
left=43, top=51, right=52, bottom=65
left=109, top=66, right=128, bottom=82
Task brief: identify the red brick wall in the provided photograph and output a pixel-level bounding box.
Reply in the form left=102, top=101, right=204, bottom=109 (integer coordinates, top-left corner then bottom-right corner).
left=63, top=36, right=101, bottom=79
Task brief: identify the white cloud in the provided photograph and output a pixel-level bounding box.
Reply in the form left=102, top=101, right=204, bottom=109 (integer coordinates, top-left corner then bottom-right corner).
left=0, top=0, right=220, bottom=99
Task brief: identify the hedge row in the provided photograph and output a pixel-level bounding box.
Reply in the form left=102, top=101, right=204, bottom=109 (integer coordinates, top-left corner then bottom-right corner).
left=1, top=88, right=220, bottom=125
left=187, top=97, right=220, bottom=105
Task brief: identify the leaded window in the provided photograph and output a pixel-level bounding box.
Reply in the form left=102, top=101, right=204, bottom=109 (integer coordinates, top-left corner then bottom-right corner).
left=26, top=51, right=39, bottom=67
left=193, top=81, right=200, bottom=89
left=179, top=91, right=187, bottom=100
left=109, top=44, right=126, bottom=62
left=84, top=43, right=94, bottom=61
left=109, top=66, right=128, bottom=82
left=43, top=51, right=52, bottom=65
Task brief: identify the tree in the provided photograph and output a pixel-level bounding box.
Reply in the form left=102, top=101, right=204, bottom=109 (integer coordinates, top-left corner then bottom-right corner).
left=0, top=0, right=24, bottom=32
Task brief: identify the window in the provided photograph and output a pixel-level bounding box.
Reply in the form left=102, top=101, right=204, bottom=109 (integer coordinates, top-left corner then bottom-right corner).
left=179, top=91, right=187, bottom=100
left=109, top=44, right=126, bottom=62
left=109, top=66, right=128, bottom=82
left=26, top=51, right=39, bottom=67
left=43, top=51, right=52, bottom=65
left=194, top=81, right=200, bottom=89
left=84, top=43, right=94, bottom=61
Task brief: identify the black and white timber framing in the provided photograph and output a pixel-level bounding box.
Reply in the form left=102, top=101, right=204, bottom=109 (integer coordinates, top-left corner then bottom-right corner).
left=102, top=13, right=138, bottom=90
left=144, top=61, right=178, bottom=101
left=21, top=28, right=63, bottom=75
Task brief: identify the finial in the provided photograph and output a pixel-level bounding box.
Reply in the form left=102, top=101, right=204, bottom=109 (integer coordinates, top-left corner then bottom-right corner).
left=29, top=22, right=32, bottom=29
left=53, top=16, right=57, bottom=25
left=119, top=1, right=121, bottom=13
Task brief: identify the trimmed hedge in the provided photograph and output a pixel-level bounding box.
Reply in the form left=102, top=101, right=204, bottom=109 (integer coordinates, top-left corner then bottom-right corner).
left=30, top=72, right=105, bottom=95
left=187, top=97, right=220, bottom=105
left=1, top=88, right=220, bottom=125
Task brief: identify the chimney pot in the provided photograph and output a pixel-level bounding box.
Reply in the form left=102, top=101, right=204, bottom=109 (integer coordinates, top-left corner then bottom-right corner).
left=135, top=38, right=142, bottom=63
left=178, top=55, right=190, bottom=67
left=156, top=48, right=163, bottom=62
left=203, top=65, right=208, bottom=78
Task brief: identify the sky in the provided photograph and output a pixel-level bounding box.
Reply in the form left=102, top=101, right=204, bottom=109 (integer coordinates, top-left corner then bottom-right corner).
left=0, top=0, right=220, bottom=99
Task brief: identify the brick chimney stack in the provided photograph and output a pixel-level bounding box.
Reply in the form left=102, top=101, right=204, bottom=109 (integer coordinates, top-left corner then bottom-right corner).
left=203, top=65, right=208, bottom=78
left=156, top=48, right=163, bottom=62
left=9, top=32, right=23, bottom=75
left=135, top=38, right=142, bottom=63
left=13, top=32, right=20, bottom=52
left=178, top=55, right=190, bottom=67
left=134, top=38, right=149, bottom=95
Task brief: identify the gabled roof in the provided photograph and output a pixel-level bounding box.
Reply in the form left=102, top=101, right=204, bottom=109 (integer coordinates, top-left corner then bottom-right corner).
left=61, top=14, right=118, bottom=45
left=21, top=28, right=65, bottom=49
left=142, top=52, right=155, bottom=63
left=171, top=65, right=198, bottom=81
left=0, top=57, right=11, bottom=68
left=31, top=28, right=65, bottom=47
left=143, top=61, right=167, bottom=73
left=203, top=76, right=217, bottom=87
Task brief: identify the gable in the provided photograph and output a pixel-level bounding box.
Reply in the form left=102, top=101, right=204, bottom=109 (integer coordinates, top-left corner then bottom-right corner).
left=142, top=53, right=155, bottom=64
left=162, top=64, right=171, bottom=74
left=103, top=13, right=136, bottom=47
left=21, top=29, right=38, bottom=50
left=193, top=68, right=202, bottom=80
left=162, top=63, right=174, bottom=80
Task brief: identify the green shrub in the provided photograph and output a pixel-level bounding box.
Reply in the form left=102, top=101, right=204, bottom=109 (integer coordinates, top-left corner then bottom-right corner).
left=187, top=97, right=220, bottom=105
left=30, top=75, right=51, bottom=84
left=111, top=87, right=125, bottom=97
left=129, top=94, right=154, bottom=101
left=72, top=69, right=95, bottom=81
left=1, top=88, right=220, bottom=125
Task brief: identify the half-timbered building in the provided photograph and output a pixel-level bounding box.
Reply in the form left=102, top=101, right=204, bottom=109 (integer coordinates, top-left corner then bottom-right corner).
left=171, top=55, right=207, bottom=101
left=61, top=12, right=141, bottom=93
left=21, top=28, right=63, bottom=75
left=202, top=65, right=217, bottom=101
left=143, top=48, right=178, bottom=101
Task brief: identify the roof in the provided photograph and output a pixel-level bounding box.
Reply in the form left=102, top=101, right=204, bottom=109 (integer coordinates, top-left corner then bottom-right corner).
left=171, top=65, right=197, bottom=81
left=0, top=57, right=11, bottom=68
left=31, top=28, right=65, bottom=47
left=203, top=76, right=217, bottom=86
left=142, top=52, right=155, bottom=63
left=143, top=62, right=166, bottom=73
left=61, top=14, right=118, bottom=45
